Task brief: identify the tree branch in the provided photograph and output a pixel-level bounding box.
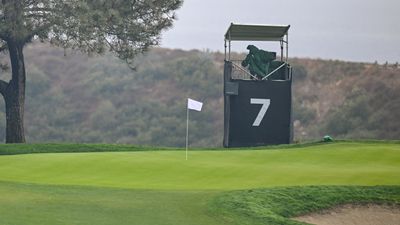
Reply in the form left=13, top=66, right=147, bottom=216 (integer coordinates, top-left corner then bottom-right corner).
left=24, top=22, right=52, bottom=42
left=0, top=43, right=8, bottom=53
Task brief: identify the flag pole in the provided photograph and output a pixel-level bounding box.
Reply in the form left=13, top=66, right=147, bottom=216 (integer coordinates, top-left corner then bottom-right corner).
left=186, top=106, right=189, bottom=160
left=186, top=98, right=203, bottom=160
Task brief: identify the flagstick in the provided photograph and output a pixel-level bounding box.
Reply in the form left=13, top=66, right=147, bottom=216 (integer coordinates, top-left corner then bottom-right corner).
left=186, top=107, right=189, bottom=160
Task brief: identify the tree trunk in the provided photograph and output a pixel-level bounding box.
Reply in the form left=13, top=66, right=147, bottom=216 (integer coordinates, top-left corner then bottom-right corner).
left=4, top=89, right=26, bottom=143
left=3, top=41, right=26, bottom=143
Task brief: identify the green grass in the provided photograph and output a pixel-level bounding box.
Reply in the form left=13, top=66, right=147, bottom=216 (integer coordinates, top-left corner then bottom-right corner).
left=0, top=181, right=399, bottom=225
left=0, top=141, right=399, bottom=189
left=0, top=181, right=223, bottom=225
left=0, top=140, right=398, bottom=155
left=0, top=141, right=399, bottom=224
left=0, top=143, right=173, bottom=155
left=212, top=186, right=400, bottom=225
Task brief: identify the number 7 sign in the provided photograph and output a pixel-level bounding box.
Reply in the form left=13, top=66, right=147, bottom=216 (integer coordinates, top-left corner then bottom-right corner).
left=250, top=98, right=271, bottom=126
left=223, top=79, right=292, bottom=147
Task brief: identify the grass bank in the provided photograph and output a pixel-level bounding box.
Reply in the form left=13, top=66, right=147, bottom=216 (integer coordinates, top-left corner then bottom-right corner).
left=1, top=140, right=398, bottom=155
left=212, top=186, right=400, bottom=225
left=0, top=181, right=399, bottom=225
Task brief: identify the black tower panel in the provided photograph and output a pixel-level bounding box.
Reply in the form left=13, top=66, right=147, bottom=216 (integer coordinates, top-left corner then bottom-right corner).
left=223, top=61, right=293, bottom=147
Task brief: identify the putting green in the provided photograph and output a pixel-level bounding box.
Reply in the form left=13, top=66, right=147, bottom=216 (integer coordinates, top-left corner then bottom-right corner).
left=0, top=142, right=399, bottom=190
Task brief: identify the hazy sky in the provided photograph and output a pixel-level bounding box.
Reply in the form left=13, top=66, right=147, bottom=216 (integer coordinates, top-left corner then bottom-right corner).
left=161, top=0, right=400, bottom=63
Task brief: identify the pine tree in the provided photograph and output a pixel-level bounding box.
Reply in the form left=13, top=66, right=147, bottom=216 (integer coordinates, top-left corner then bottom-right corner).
left=0, top=0, right=182, bottom=143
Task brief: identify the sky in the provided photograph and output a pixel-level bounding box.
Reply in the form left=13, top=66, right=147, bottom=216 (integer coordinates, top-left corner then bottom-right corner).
left=161, top=0, right=400, bottom=63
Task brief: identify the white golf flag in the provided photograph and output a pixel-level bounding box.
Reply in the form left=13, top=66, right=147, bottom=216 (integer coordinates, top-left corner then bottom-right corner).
left=187, top=98, right=203, bottom=111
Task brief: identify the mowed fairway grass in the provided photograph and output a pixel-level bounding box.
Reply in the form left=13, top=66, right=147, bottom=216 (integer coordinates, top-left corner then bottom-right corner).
left=0, top=141, right=399, bottom=224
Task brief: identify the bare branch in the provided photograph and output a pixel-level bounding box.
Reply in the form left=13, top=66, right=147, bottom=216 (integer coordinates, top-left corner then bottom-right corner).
left=0, top=44, right=7, bottom=52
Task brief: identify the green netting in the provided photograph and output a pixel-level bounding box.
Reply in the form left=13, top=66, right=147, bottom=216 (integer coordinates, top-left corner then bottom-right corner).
left=241, top=45, right=276, bottom=79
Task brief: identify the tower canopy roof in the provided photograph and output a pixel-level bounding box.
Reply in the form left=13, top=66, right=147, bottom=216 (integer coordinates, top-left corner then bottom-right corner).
left=225, top=23, right=290, bottom=42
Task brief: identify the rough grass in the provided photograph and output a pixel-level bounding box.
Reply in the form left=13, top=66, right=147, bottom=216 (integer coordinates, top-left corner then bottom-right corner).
left=211, top=186, right=400, bottom=225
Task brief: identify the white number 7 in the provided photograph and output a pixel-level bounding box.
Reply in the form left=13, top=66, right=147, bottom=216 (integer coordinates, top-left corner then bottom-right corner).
left=250, top=98, right=271, bottom=126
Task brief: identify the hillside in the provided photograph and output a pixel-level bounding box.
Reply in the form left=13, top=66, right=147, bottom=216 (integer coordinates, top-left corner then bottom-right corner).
left=290, top=57, right=400, bottom=141
left=0, top=43, right=399, bottom=146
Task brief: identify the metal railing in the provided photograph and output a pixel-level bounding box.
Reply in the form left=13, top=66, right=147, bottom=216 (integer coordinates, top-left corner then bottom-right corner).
left=230, top=60, right=258, bottom=80
left=261, top=62, right=287, bottom=80
left=229, top=59, right=291, bottom=81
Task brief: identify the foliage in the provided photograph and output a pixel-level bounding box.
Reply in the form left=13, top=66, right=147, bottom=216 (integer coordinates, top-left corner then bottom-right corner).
left=318, top=67, right=400, bottom=140
left=293, top=103, right=316, bottom=124
left=0, top=44, right=223, bottom=146
left=0, top=45, right=399, bottom=145
left=0, top=0, right=182, bottom=143
left=290, top=58, right=400, bottom=141
left=0, top=0, right=182, bottom=62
